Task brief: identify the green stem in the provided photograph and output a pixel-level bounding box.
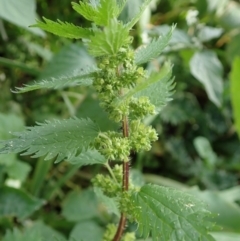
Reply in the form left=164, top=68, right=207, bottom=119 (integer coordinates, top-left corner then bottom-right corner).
left=113, top=116, right=129, bottom=241
left=30, top=157, right=53, bottom=197
left=105, top=162, right=118, bottom=183
left=0, top=57, right=40, bottom=76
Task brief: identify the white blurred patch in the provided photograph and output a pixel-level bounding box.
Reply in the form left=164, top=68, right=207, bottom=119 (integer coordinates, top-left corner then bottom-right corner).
left=5, top=179, right=21, bottom=188
left=186, top=9, right=199, bottom=26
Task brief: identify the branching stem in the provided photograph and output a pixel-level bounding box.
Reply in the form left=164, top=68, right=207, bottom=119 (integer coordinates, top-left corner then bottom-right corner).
left=113, top=115, right=129, bottom=241
left=105, top=162, right=118, bottom=183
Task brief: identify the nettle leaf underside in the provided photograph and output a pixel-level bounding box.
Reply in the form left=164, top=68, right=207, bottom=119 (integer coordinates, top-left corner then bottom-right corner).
left=68, top=149, right=107, bottom=166
left=135, top=25, right=175, bottom=65
left=14, top=68, right=98, bottom=93
left=0, top=118, right=99, bottom=163
left=132, top=184, right=215, bottom=241
left=118, top=62, right=174, bottom=111
left=32, top=17, right=93, bottom=39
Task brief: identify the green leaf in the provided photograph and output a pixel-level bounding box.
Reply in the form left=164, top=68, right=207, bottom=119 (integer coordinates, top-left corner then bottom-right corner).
left=68, top=149, right=107, bottom=166
left=190, top=50, right=224, bottom=107
left=125, top=0, right=152, bottom=29
left=119, top=0, right=145, bottom=24
left=116, top=0, right=128, bottom=16
left=0, top=113, right=25, bottom=140
left=76, top=94, right=118, bottom=131
left=131, top=184, right=215, bottom=241
left=0, top=113, right=25, bottom=166
left=135, top=25, right=175, bottom=65
left=14, top=67, right=97, bottom=93
left=3, top=228, right=42, bottom=241
left=94, top=187, right=120, bottom=217
left=70, top=221, right=104, bottom=241
left=72, top=0, right=121, bottom=26
left=0, top=57, right=40, bottom=76
left=88, top=20, right=131, bottom=56
left=0, top=118, right=99, bottom=163
left=0, top=0, right=44, bottom=36
left=10, top=44, right=96, bottom=92
left=117, top=62, right=174, bottom=111
left=218, top=1, right=240, bottom=29
left=197, top=26, right=223, bottom=42
left=230, top=57, right=240, bottom=139
left=96, top=0, right=120, bottom=25
left=160, top=93, right=200, bottom=125
left=62, top=189, right=99, bottom=222
left=32, top=17, right=93, bottom=39
left=152, top=25, right=191, bottom=49
left=211, top=232, right=240, bottom=241
left=191, top=186, right=240, bottom=232
left=39, top=44, right=96, bottom=79
left=6, top=160, right=31, bottom=182
left=2, top=221, right=67, bottom=241
left=193, top=136, right=218, bottom=168
left=0, top=186, right=44, bottom=220
left=72, top=1, right=99, bottom=23
left=226, top=33, right=240, bottom=64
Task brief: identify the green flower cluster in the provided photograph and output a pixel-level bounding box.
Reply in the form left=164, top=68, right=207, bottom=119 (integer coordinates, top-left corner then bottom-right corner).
left=112, top=164, right=123, bottom=182
left=129, top=120, right=158, bottom=152
left=93, top=46, right=158, bottom=156
left=118, top=191, right=140, bottom=222
left=94, top=132, right=131, bottom=161
left=93, top=47, right=146, bottom=122
left=102, top=224, right=117, bottom=241
left=92, top=165, right=123, bottom=197
left=130, top=96, right=156, bottom=119
left=92, top=173, right=121, bottom=197
left=122, top=232, right=136, bottom=241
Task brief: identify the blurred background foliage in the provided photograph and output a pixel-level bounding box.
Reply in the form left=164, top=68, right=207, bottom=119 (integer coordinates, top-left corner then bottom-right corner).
left=0, top=0, right=240, bottom=240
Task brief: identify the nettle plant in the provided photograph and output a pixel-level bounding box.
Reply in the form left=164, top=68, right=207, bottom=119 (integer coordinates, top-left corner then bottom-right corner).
left=0, top=0, right=215, bottom=241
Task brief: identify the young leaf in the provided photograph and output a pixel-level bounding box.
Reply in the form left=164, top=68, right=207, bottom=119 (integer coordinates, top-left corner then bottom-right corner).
left=96, top=0, right=120, bottom=25
left=116, top=62, right=174, bottom=111
left=0, top=118, right=99, bottom=163
left=131, top=184, right=215, bottom=241
left=72, top=1, right=99, bottom=23
left=72, top=0, right=119, bottom=26
left=125, top=0, right=152, bottom=29
left=32, top=17, right=93, bottom=39
left=135, top=25, right=175, bottom=65
left=14, top=67, right=98, bottom=93
left=88, top=20, right=131, bottom=56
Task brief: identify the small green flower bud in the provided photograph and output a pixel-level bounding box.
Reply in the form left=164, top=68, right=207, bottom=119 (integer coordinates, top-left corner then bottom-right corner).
left=129, top=120, right=158, bottom=152
left=102, top=224, right=117, bottom=241
left=94, top=132, right=131, bottom=161
left=119, top=191, right=140, bottom=222
left=122, top=232, right=136, bottom=241
left=92, top=174, right=120, bottom=197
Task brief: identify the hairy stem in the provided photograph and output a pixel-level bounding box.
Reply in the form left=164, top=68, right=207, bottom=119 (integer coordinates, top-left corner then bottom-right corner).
left=113, top=116, right=129, bottom=241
